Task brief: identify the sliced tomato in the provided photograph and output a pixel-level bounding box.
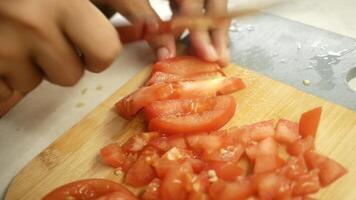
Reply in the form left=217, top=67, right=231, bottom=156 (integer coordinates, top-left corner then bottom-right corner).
left=245, top=144, right=258, bottom=161
left=254, top=137, right=285, bottom=174
left=188, top=171, right=210, bottom=200
left=186, top=132, right=223, bottom=156
left=275, top=119, right=300, bottom=144
left=146, top=71, right=224, bottom=85
left=122, top=132, right=161, bottom=152
left=100, top=144, right=138, bottom=171
left=248, top=120, right=275, bottom=141
left=148, top=95, right=236, bottom=135
left=148, top=134, right=187, bottom=153
left=141, top=178, right=161, bottom=200
left=226, top=126, right=253, bottom=146
left=43, top=179, right=136, bottom=200
left=287, top=136, right=315, bottom=156
left=304, top=151, right=348, bottom=187
left=125, top=154, right=156, bottom=187
left=255, top=172, right=293, bottom=200
left=209, top=178, right=255, bottom=200
left=204, top=144, right=244, bottom=162
left=95, top=191, right=138, bottom=200
left=144, top=97, right=217, bottom=120
left=160, top=162, right=194, bottom=200
left=208, top=161, right=245, bottom=181
left=152, top=56, right=223, bottom=76
left=292, top=169, right=321, bottom=196
left=299, top=107, right=322, bottom=138
left=278, top=156, right=308, bottom=180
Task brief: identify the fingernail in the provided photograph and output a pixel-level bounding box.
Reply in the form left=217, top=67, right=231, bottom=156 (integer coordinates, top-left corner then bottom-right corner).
left=206, top=44, right=218, bottom=61
left=157, top=47, right=171, bottom=60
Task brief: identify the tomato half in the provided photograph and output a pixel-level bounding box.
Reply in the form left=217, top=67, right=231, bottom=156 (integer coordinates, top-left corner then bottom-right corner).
left=148, top=95, right=236, bottom=135
left=42, top=179, right=137, bottom=200
left=299, top=107, right=322, bottom=138
left=152, top=56, right=224, bottom=76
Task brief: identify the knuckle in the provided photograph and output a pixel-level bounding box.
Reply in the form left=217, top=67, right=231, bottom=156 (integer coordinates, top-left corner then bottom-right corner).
left=88, top=42, right=122, bottom=73
left=55, top=69, right=84, bottom=87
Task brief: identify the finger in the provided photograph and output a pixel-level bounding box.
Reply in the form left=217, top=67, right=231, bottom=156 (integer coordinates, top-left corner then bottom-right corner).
left=179, top=0, right=218, bottom=62
left=106, top=0, right=175, bottom=60
left=206, top=0, right=230, bottom=66
left=2, top=62, right=43, bottom=94
left=61, top=1, right=121, bottom=73
left=0, top=91, right=22, bottom=117
left=0, top=78, right=13, bottom=101
left=33, top=27, right=84, bottom=87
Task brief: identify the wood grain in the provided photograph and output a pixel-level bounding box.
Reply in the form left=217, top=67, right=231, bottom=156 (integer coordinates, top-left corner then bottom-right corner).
left=5, top=64, right=356, bottom=200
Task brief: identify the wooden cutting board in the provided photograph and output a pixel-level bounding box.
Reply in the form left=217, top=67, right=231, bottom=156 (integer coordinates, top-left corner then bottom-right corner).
left=5, top=64, right=356, bottom=200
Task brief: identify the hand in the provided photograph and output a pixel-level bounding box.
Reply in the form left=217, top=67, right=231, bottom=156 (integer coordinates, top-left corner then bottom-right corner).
left=0, top=0, right=121, bottom=101
left=101, top=0, right=230, bottom=66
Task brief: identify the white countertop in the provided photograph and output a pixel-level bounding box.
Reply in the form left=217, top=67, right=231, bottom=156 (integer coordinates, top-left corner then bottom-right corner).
left=1, top=0, right=356, bottom=198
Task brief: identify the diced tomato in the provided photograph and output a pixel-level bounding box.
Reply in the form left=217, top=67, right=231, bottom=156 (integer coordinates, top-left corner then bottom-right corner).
left=144, top=97, right=216, bottom=120
left=141, top=178, right=161, bottom=200
left=299, top=107, right=322, bottom=138
left=122, top=132, right=161, bottom=152
left=186, top=133, right=223, bottom=157
left=149, top=134, right=187, bottom=152
left=292, top=169, right=321, bottom=196
left=304, top=151, right=348, bottom=187
left=187, top=158, right=206, bottom=174
left=208, top=161, right=245, bottom=181
left=125, top=154, right=156, bottom=187
left=188, top=192, right=209, bottom=200
left=148, top=95, right=236, bottom=135
left=287, top=136, right=315, bottom=156
left=95, top=191, right=138, bottom=200
left=254, top=137, right=285, bottom=174
left=188, top=171, right=210, bottom=200
left=146, top=71, right=224, bottom=85
left=248, top=120, right=275, bottom=141
left=278, top=156, right=308, bottom=180
left=255, top=172, right=293, bottom=200
left=100, top=144, right=138, bottom=171
left=152, top=56, right=223, bottom=76
left=275, top=119, right=300, bottom=144
left=245, top=144, right=258, bottom=161
left=226, top=126, right=253, bottom=146
left=204, top=144, right=244, bottom=162
left=160, top=162, right=194, bottom=200
left=43, top=179, right=137, bottom=200
left=209, top=178, right=255, bottom=200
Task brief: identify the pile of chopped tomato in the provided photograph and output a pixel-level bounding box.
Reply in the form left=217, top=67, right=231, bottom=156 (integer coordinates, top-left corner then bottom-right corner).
left=43, top=57, right=347, bottom=200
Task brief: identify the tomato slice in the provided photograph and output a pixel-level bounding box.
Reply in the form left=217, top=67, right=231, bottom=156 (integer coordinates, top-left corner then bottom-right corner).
left=248, top=120, right=275, bottom=141
left=152, top=56, right=223, bottom=76
left=292, top=169, right=321, bottom=196
left=146, top=71, right=224, bottom=85
left=141, top=178, right=161, bottom=200
left=304, top=151, right=348, bottom=187
left=100, top=144, right=138, bottom=171
left=275, top=119, right=300, bottom=144
left=299, top=107, right=322, bottom=138
left=116, top=77, right=243, bottom=119
left=43, top=179, right=137, bottom=200
left=148, top=95, right=236, bottom=135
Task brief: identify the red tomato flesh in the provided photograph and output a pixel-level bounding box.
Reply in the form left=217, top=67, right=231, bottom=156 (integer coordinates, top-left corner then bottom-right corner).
left=248, top=120, right=275, bottom=141
left=275, top=119, right=300, bottom=144
left=148, top=95, right=236, bottom=135
left=146, top=71, right=224, bottom=85
left=299, top=107, right=322, bottom=138
left=43, top=179, right=136, bottom=200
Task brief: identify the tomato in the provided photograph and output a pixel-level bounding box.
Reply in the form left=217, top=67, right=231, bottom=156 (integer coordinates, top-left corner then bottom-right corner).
left=160, top=162, right=194, bottom=200
left=275, top=119, right=300, bottom=144
left=292, top=169, right=320, bottom=196
left=188, top=171, right=210, bottom=200
left=254, top=137, right=285, bottom=174
left=95, top=191, right=138, bottom=200
left=299, top=107, right=322, bottom=138
left=205, top=144, right=244, bottom=162
left=304, top=151, right=347, bottom=187
left=208, top=161, right=245, bottom=181
left=122, top=132, right=161, bottom=152
left=125, top=149, right=158, bottom=187
left=248, top=120, right=275, bottom=141
left=287, top=136, right=314, bottom=156
left=278, top=156, right=307, bottom=180
left=186, top=133, right=223, bottom=156
left=43, top=179, right=136, bottom=200
left=148, top=95, right=236, bottom=135
left=100, top=144, right=138, bottom=171
left=209, top=178, right=255, bottom=200
left=146, top=71, right=224, bottom=85
left=149, top=135, right=187, bottom=153
left=255, top=172, right=293, bottom=200
left=245, top=144, right=258, bottom=161
left=152, top=56, right=223, bottom=76
left=141, top=178, right=161, bottom=200
left=144, top=97, right=217, bottom=120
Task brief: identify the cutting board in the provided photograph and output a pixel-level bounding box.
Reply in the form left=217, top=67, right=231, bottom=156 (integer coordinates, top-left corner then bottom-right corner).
left=5, top=64, right=356, bottom=200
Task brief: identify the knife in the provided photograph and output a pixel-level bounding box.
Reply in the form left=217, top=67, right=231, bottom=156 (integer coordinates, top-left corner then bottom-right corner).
left=115, top=0, right=283, bottom=43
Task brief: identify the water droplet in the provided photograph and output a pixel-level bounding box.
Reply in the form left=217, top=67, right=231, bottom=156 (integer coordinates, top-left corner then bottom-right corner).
left=272, top=52, right=279, bottom=57
left=229, top=25, right=238, bottom=32
left=296, top=42, right=302, bottom=50
left=303, top=80, right=311, bottom=86
left=307, top=66, right=314, bottom=69
left=279, top=59, right=286, bottom=63
left=246, top=25, right=255, bottom=32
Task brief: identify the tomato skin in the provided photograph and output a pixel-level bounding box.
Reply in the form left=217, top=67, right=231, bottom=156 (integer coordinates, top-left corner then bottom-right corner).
left=304, top=151, right=348, bottom=187
left=299, top=107, right=322, bottom=138
left=42, top=179, right=136, bottom=200
left=275, top=119, right=300, bottom=144
left=148, top=95, right=236, bottom=135
left=152, top=56, right=223, bottom=76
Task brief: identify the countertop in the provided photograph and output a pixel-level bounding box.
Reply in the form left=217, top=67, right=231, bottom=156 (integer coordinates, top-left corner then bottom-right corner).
left=1, top=0, right=356, bottom=198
